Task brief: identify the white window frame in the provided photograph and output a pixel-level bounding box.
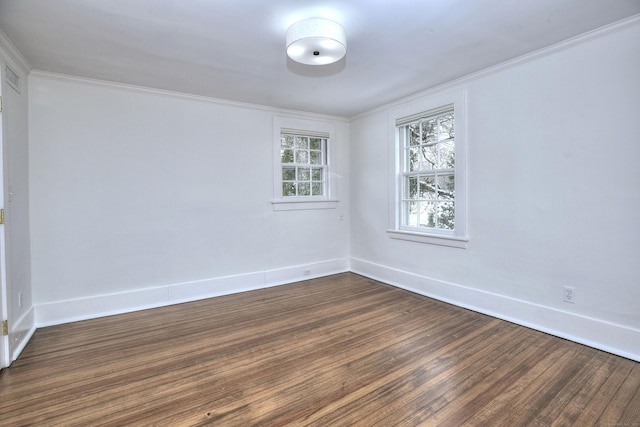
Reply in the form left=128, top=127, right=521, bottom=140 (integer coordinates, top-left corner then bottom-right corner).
left=387, top=89, right=468, bottom=248
left=272, top=116, right=338, bottom=211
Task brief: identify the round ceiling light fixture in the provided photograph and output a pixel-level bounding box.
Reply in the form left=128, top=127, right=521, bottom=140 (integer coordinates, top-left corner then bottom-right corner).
left=286, top=18, right=347, bottom=65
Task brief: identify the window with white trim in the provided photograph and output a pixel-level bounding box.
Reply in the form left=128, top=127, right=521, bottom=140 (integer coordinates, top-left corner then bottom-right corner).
left=280, top=130, right=328, bottom=197
left=273, top=116, right=338, bottom=211
left=388, top=90, right=468, bottom=248
left=399, top=106, right=455, bottom=230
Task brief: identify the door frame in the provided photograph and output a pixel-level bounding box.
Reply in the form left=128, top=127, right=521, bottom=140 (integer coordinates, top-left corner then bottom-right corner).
left=0, top=62, right=8, bottom=369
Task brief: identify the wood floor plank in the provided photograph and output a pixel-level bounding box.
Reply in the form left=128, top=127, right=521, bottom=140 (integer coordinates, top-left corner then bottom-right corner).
left=300, top=319, right=524, bottom=426
left=459, top=343, right=591, bottom=426
left=595, top=361, right=640, bottom=426
left=528, top=349, right=618, bottom=426
left=105, top=293, right=464, bottom=425
left=1, top=272, right=638, bottom=426
left=396, top=329, right=568, bottom=426
left=2, top=278, right=385, bottom=395
left=619, top=372, right=640, bottom=425
left=2, top=282, right=404, bottom=421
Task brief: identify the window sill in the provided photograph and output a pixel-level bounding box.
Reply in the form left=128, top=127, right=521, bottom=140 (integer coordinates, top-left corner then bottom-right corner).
left=272, top=199, right=338, bottom=211
left=387, top=229, right=468, bottom=248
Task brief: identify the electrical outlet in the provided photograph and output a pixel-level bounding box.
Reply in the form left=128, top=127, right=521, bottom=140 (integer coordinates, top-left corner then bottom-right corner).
left=303, top=269, right=311, bottom=276
left=563, top=286, right=575, bottom=304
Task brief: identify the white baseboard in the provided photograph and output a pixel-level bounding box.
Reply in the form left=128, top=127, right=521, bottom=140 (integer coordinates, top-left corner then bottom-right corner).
left=36, top=258, right=349, bottom=327
left=350, top=257, right=640, bottom=362
left=11, top=306, right=36, bottom=362
left=30, top=256, right=639, bottom=363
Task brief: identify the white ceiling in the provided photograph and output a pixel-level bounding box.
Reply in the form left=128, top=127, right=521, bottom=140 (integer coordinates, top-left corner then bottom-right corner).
left=1, top=0, right=639, bottom=117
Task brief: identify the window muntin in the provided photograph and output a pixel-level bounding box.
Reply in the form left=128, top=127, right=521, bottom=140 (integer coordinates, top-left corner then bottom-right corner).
left=400, top=107, right=456, bottom=231
left=280, top=132, right=327, bottom=197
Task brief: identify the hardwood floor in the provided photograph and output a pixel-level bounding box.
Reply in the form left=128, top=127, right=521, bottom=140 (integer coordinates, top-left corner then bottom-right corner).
left=1, top=273, right=639, bottom=426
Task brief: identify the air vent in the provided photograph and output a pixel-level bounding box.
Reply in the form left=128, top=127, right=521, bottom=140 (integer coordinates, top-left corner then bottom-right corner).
left=6, top=65, right=20, bottom=93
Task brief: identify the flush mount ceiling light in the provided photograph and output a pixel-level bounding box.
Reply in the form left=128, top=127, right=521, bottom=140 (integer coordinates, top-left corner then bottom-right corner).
left=286, top=18, right=347, bottom=65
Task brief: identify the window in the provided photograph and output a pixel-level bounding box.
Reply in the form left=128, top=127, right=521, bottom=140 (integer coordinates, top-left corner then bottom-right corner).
left=280, top=130, right=327, bottom=198
left=273, top=116, right=338, bottom=211
left=388, top=90, right=468, bottom=248
left=399, top=106, right=455, bottom=230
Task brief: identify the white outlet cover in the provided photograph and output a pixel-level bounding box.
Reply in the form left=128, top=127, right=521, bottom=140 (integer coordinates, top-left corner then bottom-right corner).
left=563, top=286, right=575, bottom=303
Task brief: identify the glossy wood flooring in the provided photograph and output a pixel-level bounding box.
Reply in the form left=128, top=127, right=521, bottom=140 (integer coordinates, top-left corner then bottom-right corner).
left=1, top=273, right=639, bottom=426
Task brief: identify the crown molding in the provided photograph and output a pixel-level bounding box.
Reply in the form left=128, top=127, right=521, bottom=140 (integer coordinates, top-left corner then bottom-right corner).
left=28, top=69, right=349, bottom=122
left=0, top=28, right=31, bottom=74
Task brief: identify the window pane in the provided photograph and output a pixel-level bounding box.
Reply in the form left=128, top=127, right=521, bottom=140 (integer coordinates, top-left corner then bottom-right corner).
left=406, top=176, right=418, bottom=199
left=311, top=167, right=323, bottom=181
left=295, top=136, right=309, bottom=149
left=295, top=150, right=309, bottom=164
left=281, top=135, right=294, bottom=148
left=422, top=119, right=437, bottom=143
left=298, top=182, right=311, bottom=196
left=437, top=201, right=455, bottom=230
left=297, top=167, right=310, bottom=181
left=283, top=182, right=296, bottom=196
left=439, top=139, right=455, bottom=168
left=409, top=124, right=420, bottom=146
left=310, top=138, right=321, bottom=150
left=310, top=150, right=322, bottom=165
left=437, top=175, right=455, bottom=199
left=406, top=201, right=418, bottom=227
left=420, top=146, right=437, bottom=170
left=408, top=147, right=420, bottom=172
left=420, top=176, right=436, bottom=200
left=281, top=149, right=294, bottom=163
left=311, top=182, right=323, bottom=195
left=419, top=202, right=436, bottom=228
left=282, top=167, right=295, bottom=181
left=439, top=114, right=455, bottom=140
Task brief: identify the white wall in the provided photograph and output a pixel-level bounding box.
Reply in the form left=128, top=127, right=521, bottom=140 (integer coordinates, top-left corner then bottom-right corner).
left=29, top=74, right=349, bottom=323
left=350, top=23, right=640, bottom=360
left=0, top=34, right=33, bottom=361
